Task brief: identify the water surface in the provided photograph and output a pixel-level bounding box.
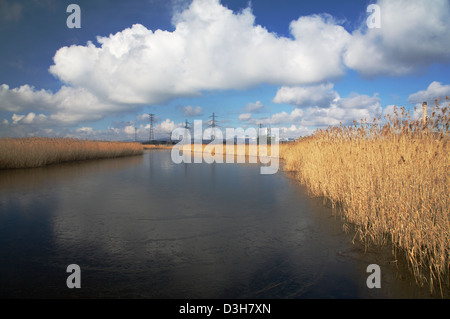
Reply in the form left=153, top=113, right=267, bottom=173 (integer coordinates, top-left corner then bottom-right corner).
left=0, top=150, right=434, bottom=298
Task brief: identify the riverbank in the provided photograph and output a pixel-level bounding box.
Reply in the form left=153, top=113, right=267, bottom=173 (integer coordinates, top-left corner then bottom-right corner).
left=282, top=104, right=449, bottom=296
left=0, top=137, right=143, bottom=169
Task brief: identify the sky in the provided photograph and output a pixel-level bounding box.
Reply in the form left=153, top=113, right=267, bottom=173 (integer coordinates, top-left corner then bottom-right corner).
left=1, top=0, right=450, bottom=141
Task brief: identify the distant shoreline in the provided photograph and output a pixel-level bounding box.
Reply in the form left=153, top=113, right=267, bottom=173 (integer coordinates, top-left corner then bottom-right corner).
left=142, top=144, right=174, bottom=150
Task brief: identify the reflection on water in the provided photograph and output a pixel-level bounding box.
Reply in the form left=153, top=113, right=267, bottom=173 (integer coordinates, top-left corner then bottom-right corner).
left=0, top=150, right=437, bottom=298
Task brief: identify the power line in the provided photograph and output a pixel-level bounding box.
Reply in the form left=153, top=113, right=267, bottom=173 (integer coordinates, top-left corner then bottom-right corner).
left=258, top=123, right=263, bottom=137
left=257, top=123, right=273, bottom=144
left=208, top=113, right=219, bottom=140
left=184, top=119, right=190, bottom=130
left=182, top=119, right=191, bottom=143
left=149, top=113, right=155, bottom=142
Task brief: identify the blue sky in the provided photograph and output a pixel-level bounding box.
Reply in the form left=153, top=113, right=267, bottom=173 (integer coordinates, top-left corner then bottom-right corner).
left=1, top=0, right=450, bottom=140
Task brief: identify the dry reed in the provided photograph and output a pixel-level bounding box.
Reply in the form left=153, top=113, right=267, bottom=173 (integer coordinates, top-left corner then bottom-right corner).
left=0, top=137, right=144, bottom=169
left=282, top=99, right=449, bottom=296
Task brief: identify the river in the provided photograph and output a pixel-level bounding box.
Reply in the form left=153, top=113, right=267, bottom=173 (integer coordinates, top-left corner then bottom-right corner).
left=0, top=150, right=434, bottom=298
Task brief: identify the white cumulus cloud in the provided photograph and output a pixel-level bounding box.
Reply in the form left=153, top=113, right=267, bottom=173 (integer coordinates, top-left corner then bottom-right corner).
left=244, top=101, right=265, bottom=113
left=273, top=83, right=339, bottom=108
left=48, top=0, right=351, bottom=106
left=272, top=85, right=382, bottom=127
left=181, top=105, right=203, bottom=116
left=238, top=113, right=252, bottom=122
left=343, top=0, right=450, bottom=77
left=408, top=81, right=450, bottom=105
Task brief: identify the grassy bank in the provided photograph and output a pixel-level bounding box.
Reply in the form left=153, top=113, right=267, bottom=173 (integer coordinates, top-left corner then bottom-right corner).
left=282, top=103, right=449, bottom=295
left=0, top=137, right=144, bottom=169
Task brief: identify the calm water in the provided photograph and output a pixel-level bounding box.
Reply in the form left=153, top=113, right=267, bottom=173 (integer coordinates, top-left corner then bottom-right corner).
left=0, top=150, right=435, bottom=298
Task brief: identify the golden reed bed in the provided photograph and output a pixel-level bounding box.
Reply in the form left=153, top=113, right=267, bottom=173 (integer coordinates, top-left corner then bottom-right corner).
left=282, top=102, right=449, bottom=295
left=0, top=137, right=143, bottom=169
